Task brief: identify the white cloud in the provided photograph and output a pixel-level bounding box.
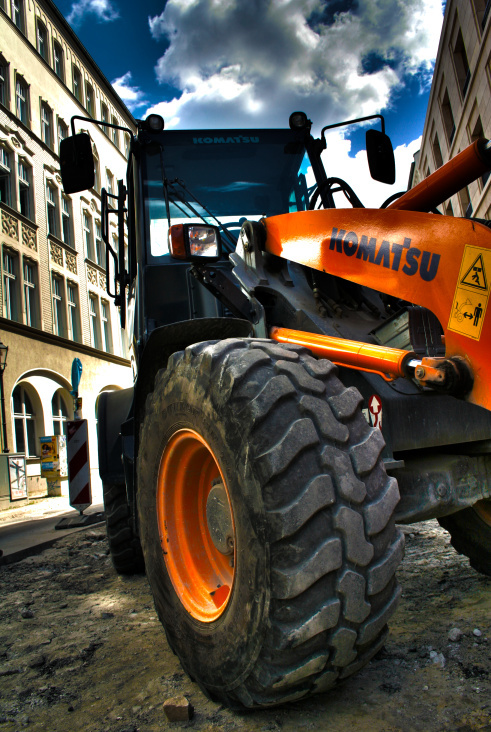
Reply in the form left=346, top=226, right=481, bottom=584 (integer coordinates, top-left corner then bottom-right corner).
left=145, top=0, right=444, bottom=132
left=111, top=72, right=147, bottom=112
left=67, top=0, right=119, bottom=28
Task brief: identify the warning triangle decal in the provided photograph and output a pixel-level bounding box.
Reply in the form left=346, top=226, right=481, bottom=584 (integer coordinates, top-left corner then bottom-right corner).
left=461, top=254, right=488, bottom=291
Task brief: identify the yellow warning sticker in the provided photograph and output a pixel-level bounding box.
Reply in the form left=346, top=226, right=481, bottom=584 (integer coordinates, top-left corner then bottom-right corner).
left=448, top=245, right=491, bottom=340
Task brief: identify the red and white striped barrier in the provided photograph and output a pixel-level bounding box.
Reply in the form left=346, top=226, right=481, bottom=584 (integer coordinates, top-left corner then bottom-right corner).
left=66, top=420, right=92, bottom=512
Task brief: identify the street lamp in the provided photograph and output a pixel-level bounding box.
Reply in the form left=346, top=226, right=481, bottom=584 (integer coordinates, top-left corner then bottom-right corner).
left=0, top=340, right=9, bottom=453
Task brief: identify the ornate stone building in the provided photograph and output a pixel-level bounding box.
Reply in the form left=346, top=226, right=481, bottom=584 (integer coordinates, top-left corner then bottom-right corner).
left=414, top=0, right=491, bottom=218
left=0, top=0, right=135, bottom=507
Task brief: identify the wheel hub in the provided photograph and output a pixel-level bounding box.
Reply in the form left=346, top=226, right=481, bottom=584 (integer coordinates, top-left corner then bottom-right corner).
left=206, top=481, right=234, bottom=555
left=157, top=429, right=236, bottom=622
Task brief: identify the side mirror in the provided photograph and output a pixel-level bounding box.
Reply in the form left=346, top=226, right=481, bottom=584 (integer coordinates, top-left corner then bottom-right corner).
left=366, top=129, right=395, bottom=185
left=60, top=133, right=95, bottom=194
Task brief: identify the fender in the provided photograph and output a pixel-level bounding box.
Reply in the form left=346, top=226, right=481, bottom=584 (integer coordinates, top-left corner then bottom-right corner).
left=97, top=386, right=134, bottom=484
left=98, top=317, right=253, bottom=510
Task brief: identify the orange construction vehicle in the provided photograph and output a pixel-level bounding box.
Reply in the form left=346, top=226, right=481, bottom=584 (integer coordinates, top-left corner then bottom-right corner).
left=60, top=110, right=491, bottom=709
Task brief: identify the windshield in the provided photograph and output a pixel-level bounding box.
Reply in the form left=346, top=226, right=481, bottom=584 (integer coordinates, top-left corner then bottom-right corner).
left=141, top=128, right=310, bottom=259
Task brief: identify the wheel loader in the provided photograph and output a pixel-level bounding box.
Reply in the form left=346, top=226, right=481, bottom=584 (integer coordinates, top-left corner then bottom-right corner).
left=60, top=110, right=491, bottom=709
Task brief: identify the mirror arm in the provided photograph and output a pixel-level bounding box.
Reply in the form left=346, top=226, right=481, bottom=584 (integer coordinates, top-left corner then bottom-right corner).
left=101, top=188, right=120, bottom=302
left=117, top=180, right=128, bottom=330
left=321, top=114, right=386, bottom=145
left=70, top=114, right=134, bottom=137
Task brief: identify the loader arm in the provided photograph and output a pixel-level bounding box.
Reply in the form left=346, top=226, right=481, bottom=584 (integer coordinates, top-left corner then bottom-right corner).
left=263, top=208, right=491, bottom=410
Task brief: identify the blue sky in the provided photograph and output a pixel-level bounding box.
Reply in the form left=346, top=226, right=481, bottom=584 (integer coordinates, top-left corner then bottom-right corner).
left=56, top=0, right=446, bottom=207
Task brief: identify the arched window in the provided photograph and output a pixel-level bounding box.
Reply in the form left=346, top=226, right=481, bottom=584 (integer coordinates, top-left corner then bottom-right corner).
left=18, top=158, right=33, bottom=219
left=0, top=144, right=12, bottom=206
left=12, top=384, right=37, bottom=455
left=52, top=391, right=69, bottom=435
left=36, top=19, right=49, bottom=63
left=53, top=40, right=64, bottom=81
left=11, top=0, right=25, bottom=32
left=93, top=149, right=100, bottom=193
left=15, top=74, right=29, bottom=125
left=0, top=54, right=9, bottom=108
left=72, top=66, right=82, bottom=104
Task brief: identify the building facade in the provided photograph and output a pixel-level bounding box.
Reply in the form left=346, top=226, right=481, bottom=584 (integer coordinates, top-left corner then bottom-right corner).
left=414, top=0, right=491, bottom=218
left=0, top=0, right=135, bottom=507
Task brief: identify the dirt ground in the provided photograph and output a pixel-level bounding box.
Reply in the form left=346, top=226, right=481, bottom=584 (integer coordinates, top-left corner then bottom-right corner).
left=0, top=518, right=489, bottom=732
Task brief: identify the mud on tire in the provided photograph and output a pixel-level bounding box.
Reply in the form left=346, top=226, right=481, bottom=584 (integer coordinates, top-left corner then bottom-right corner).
left=103, top=482, right=145, bottom=575
left=137, top=338, right=404, bottom=708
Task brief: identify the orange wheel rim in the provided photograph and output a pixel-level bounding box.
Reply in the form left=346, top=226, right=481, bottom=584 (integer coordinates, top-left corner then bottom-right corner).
left=157, top=429, right=236, bottom=622
left=473, top=499, right=491, bottom=527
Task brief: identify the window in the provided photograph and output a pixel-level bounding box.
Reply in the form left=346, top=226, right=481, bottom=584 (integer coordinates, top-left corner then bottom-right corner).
left=432, top=131, right=444, bottom=169
left=95, top=220, right=103, bottom=266
left=12, top=385, right=37, bottom=456
left=72, top=66, right=82, bottom=103
left=52, top=392, right=68, bottom=435
left=471, top=115, right=490, bottom=187
left=67, top=282, right=80, bottom=342
left=53, top=40, right=64, bottom=81
left=101, top=102, right=108, bottom=135
left=83, top=211, right=94, bottom=259
left=3, top=249, right=20, bottom=321
left=23, top=258, right=38, bottom=327
left=0, top=56, right=8, bottom=108
left=124, top=133, right=130, bottom=158
left=89, top=293, right=101, bottom=349
left=18, top=159, right=32, bottom=219
left=441, top=88, right=455, bottom=145
left=112, top=233, right=119, bottom=267
left=111, top=115, right=119, bottom=147
left=46, top=183, right=59, bottom=237
left=0, top=145, right=12, bottom=206
left=52, top=273, right=65, bottom=336
left=93, top=151, right=100, bottom=192
left=459, top=186, right=472, bottom=217
left=101, top=300, right=112, bottom=352
left=41, top=102, right=53, bottom=147
left=85, top=81, right=94, bottom=116
left=61, top=195, right=72, bottom=245
left=36, top=20, right=49, bottom=62
left=482, top=0, right=491, bottom=29
left=58, top=118, right=68, bottom=152
left=453, top=29, right=471, bottom=98
left=11, top=0, right=24, bottom=32
left=106, top=170, right=114, bottom=196
left=15, top=76, right=28, bottom=124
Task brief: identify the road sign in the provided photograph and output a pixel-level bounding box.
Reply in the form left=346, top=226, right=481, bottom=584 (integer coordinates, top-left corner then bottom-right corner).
left=71, top=358, right=83, bottom=395
left=66, top=419, right=91, bottom=512
left=449, top=245, right=491, bottom=340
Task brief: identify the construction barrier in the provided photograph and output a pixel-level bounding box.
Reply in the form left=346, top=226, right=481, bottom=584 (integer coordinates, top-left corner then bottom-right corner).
left=66, top=419, right=91, bottom=512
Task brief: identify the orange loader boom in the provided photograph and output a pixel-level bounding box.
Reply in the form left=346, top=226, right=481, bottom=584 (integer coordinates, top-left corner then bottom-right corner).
left=262, top=138, right=491, bottom=410
left=388, top=138, right=491, bottom=212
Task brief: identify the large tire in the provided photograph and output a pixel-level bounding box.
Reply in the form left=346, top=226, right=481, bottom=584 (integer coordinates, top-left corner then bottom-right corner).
left=103, top=482, right=145, bottom=575
left=439, top=500, right=491, bottom=576
left=137, top=338, right=404, bottom=708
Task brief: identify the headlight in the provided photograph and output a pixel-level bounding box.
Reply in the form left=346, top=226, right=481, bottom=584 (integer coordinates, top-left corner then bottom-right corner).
left=169, top=224, right=222, bottom=260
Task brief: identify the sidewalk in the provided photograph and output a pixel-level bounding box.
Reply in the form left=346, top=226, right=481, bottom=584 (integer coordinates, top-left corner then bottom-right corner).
left=0, top=495, right=105, bottom=565
left=0, top=495, right=73, bottom=526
